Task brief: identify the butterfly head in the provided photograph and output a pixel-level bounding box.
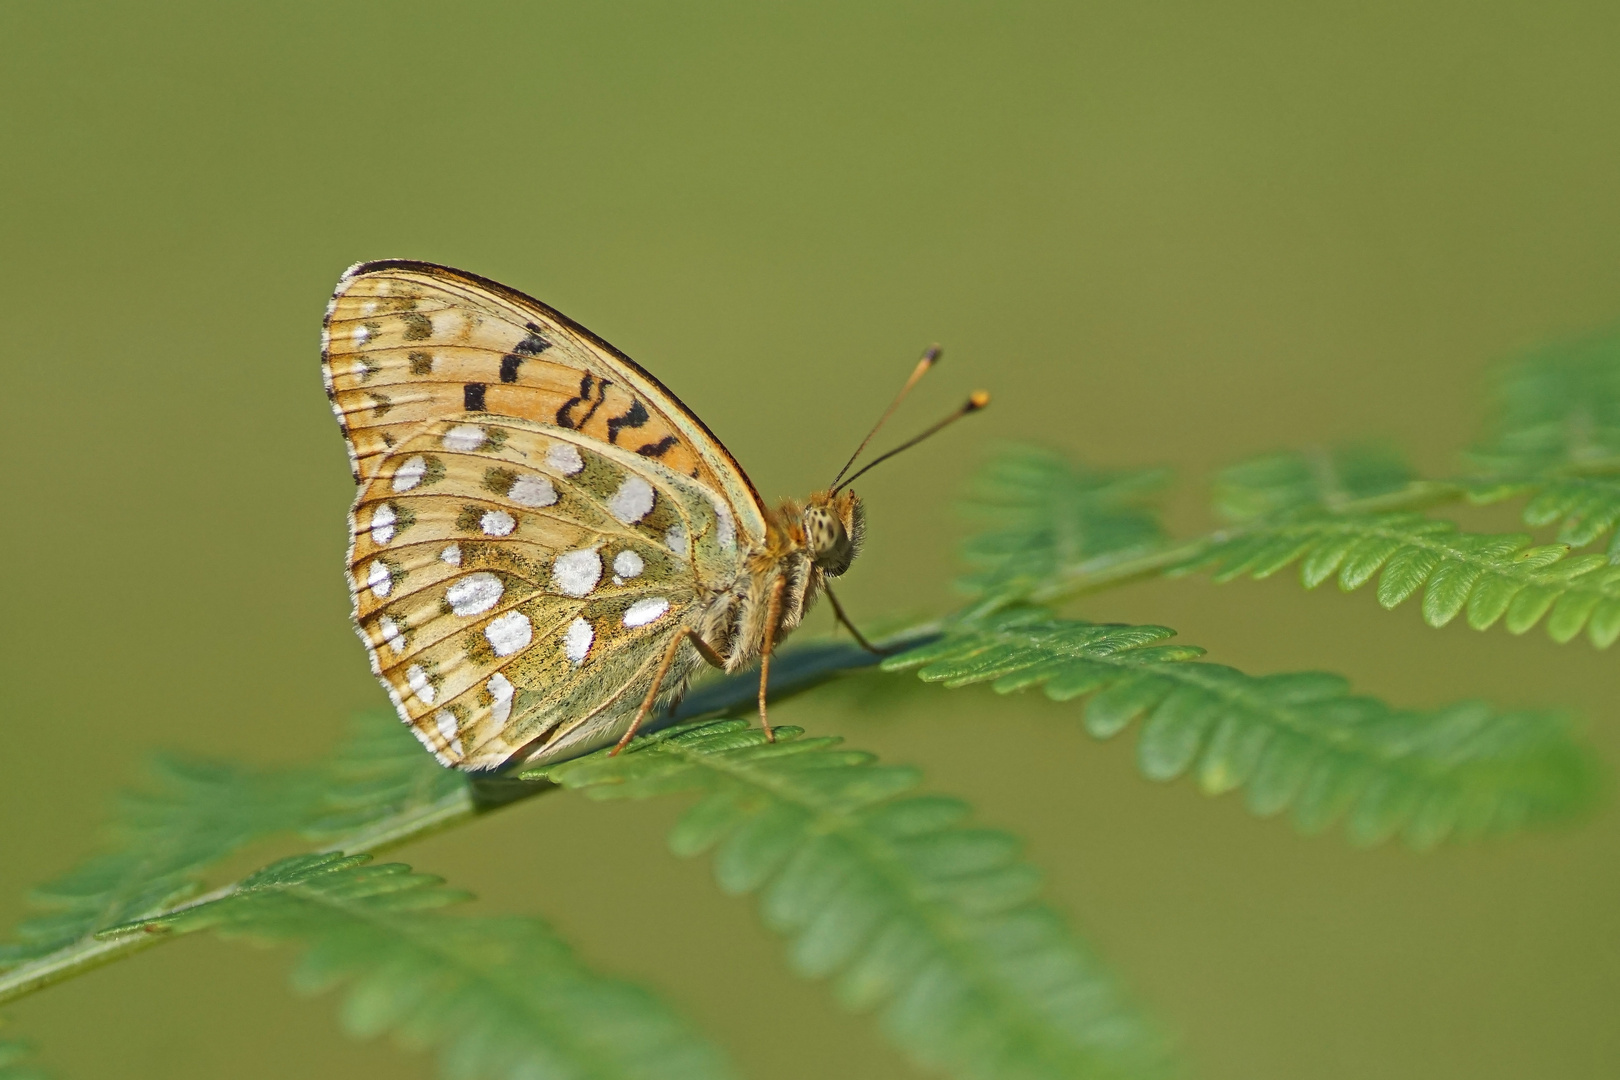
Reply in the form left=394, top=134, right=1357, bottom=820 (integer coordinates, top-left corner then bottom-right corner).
left=803, top=489, right=865, bottom=577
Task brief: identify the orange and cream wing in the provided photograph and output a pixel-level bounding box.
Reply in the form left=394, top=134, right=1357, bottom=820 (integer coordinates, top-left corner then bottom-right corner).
left=321, top=259, right=767, bottom=544
left=350, top=416, right=743, bottom=770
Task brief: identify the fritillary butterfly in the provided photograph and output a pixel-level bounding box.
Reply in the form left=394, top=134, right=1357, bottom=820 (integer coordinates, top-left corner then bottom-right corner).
left=322, top=260, right=984, bottom=770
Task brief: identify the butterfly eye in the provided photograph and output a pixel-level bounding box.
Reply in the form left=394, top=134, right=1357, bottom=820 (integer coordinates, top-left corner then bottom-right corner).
left=805, top=506, right=856, bottom=576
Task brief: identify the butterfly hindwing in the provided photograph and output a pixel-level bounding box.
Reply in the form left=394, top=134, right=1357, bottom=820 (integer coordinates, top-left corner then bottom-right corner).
left=348, top=416, right=744, bottom=769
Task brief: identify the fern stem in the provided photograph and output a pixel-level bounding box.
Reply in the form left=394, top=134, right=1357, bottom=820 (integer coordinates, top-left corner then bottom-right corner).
left=0, top=793, right=481, bottom=1007
left=0, top=633, right=908, bottom=1009
left=0, top=927, right=166, bottom=1005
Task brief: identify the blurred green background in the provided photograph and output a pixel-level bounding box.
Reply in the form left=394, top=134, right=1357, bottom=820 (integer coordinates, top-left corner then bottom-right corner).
left=2, top=3, right=1618, bottom=1077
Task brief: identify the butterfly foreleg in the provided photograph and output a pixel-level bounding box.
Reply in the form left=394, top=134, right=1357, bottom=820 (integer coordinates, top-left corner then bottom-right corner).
left=823, top=583, right=889, bottom=656
left=756, top=575, right=788, bottom=743
left=610, top=627, right=728, bottom=757
left=686, top=628, right=728, bottom=670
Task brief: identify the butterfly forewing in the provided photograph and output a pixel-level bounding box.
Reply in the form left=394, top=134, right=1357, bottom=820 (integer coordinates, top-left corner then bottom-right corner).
left=323, top=260, right=766, bottom=540
left=323, top=260, right=765, bottom=771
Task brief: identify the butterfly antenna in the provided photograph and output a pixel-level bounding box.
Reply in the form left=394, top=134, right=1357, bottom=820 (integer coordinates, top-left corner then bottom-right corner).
left=833, top=390, right=990, bottom=493
left=829, top=345, right=942, bottom=489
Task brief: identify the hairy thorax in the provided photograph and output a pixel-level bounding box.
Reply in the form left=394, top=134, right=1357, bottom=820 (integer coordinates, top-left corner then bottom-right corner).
left=695, top=489, right=862, bottom=673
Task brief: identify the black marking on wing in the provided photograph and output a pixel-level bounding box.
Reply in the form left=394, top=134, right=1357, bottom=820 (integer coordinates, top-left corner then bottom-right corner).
left=555, top=375, right=591, bottom=428
left=578, top=379, right=610, bottom=426
left=606, top=399, right=650, bottom=444
left=500, top=322, right=552, bottom=383
left=464, top=383, right=487, bottom=411
left=556, top=374, right=611, bottom=429
left=637, top=435, right=679, bottom=458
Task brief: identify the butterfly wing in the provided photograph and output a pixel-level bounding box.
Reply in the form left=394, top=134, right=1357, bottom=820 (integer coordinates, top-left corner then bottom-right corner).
left=322, top=261, right=763, bottom=770
left=322, top=259, right=768, bottom=541
left=350, top=416, right=744, bottom=769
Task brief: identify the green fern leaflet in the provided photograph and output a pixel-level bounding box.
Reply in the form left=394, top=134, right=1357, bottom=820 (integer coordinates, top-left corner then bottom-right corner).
left=532, top=719, right=1175, bottom=1080
left=1466, top=329, right=1620, bottom=554
left=0, top=1039, right=48, bottom=1080
left=108, top=853, right=735, bottom=1080
left=1186, top=510, right=1620, bottom=647
left=884, top=611, right=1599, bottom=847
left=0, top=758, right=321, bottom=966
left=957, top=445, right=1172, bottom=604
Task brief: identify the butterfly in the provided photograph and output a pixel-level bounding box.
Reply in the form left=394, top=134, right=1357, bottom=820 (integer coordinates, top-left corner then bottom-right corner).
left=322, top=260, right=985, bottom=771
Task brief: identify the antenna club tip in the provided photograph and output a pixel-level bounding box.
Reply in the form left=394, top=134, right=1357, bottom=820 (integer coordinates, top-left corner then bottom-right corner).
left=922, top=345, right=943, bottom=365
left=967, top=390, right=991, bottom=411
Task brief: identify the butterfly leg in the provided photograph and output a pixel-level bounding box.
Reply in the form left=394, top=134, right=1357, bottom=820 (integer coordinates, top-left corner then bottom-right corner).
left=611, top=627, right=728, bottom=756
left=757, top=576, right=788, bottom=743
left=824, top=583, right=889, bottom=655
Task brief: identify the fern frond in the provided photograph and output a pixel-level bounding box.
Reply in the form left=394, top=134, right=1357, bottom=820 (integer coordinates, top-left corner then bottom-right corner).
left=112, top=853, right=735, bottom=1080
left=301, top=711, right=467, bottom=842
left=1185, top=510, right=1620, bottom=647
left=1465, top=329, right=1620, bottom=553
left=1213, top=444, right=1452, bottom=521
left=958, top=445, right=1172, bottom=603
left=0, top=758, right=320, bottom=966
left=532, top=720, right=1175, bottom=1080
left=0, top=1038, right=49, bottom=1080
left=882, top=611, right=1599, bottom=848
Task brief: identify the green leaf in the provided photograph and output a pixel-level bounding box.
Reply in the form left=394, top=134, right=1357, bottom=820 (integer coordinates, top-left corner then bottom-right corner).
left=300, top=711, right=468, bottom=842
left=1214, top=443, right=1445, bottom=521
left=884, top=612, right=1601, bottom=848
left=0, top=758, right=323, bottom=966
left=116, top=853, right=734, bottom=1080
left=1465, top=328, right=1620, bottom=549
left=533, top=720, right=1174, bottom=1080
left=0, top=1037, right=50, bottom=1080
left=1188, top=512, right=1620, bottom=647
left=957, top=445, right=1172, bottom=603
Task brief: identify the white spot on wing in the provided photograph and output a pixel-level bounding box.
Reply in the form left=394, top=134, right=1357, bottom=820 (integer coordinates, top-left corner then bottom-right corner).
left=613, top=550, right=644, bottom=579
left=712, top=499, right=736, bottom=551
left=551, top=549, right=602, bottom=597
left=508, top=474, right=557, bottom=507
left=547, top=442, right=584, bottom=475
left=353, top=324, right=370, bottom=344
left=485, top=611, right=533, bottom=657
left=361, top=300, right=378, bottom=315
left=480, top=509, right=516, bottom=536
left=563, top=617, right=594, bottom=664
left=623, top=597, right=671, bottom=627
left=443, top=424, right=486, bottom=451
left=608, top=475, right=656, bottom=523
left=377, top=615, right=403, bottom=654
left=446, top=572, right=503, bottom=616
left=392, top=455, right=427, bottom=492
left=366, top=560, right=392, bottom=599
left=440, top=543, right=462, bottom=566
left=487, top=672, right=514, bottom=725
left=665, top=524, right=687, bottom=555
left=406, top=664, right=436, bottom=704
left=435, top=709, right=462, bottom=757
left=369, top=503, right=397, bottom=545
